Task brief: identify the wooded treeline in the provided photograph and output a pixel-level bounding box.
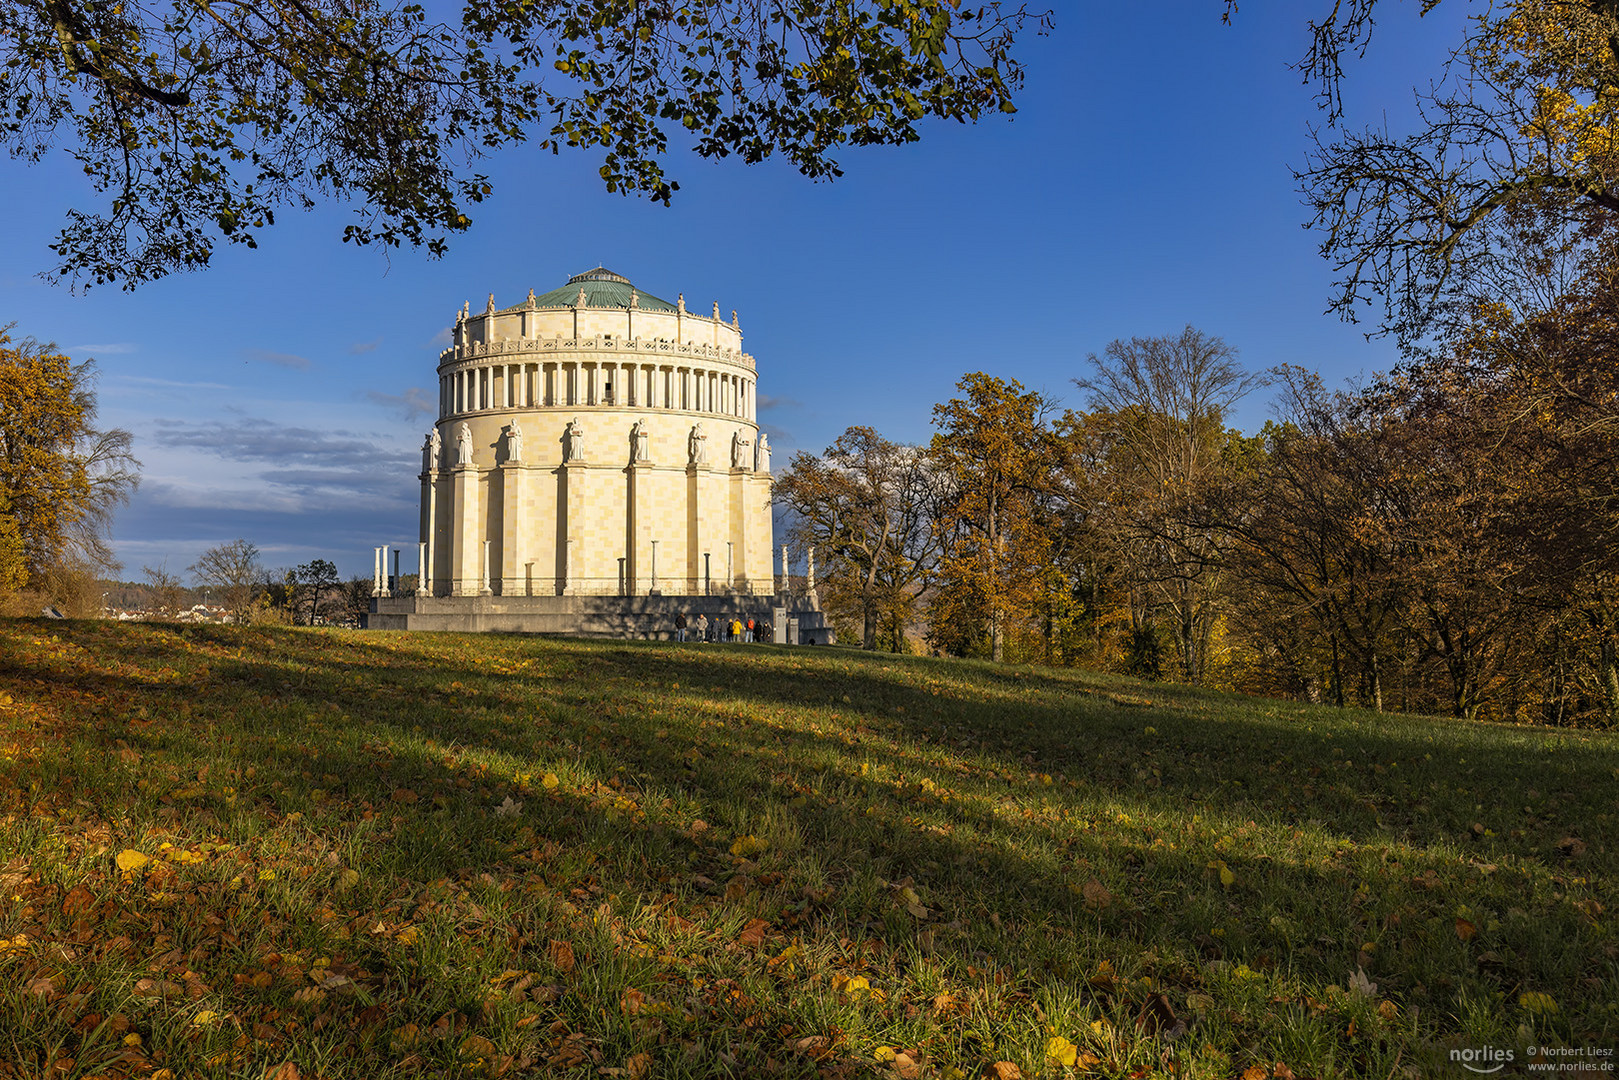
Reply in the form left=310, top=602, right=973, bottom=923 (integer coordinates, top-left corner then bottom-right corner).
left=777, top=224, right=1619, bottom=727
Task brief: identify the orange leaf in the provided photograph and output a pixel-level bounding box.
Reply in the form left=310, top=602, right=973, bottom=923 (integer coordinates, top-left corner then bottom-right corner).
left=620, top=988, right=647, bottom=1016
left=737, top=918, right=769, bottom=947
left=985, top=1063, right=1022, bottom=1080
left=1240, top=1068, right=1268, bottom=1080
left=460, top=1034, right=497, bottom=1058
left=625, top=1052, right=653, bottom=1078
left=548, top=939, right=575, bottom=974
left=1455, top=917, right=1478, bottom=941
left=266, top=1063, right=301, bottom=1080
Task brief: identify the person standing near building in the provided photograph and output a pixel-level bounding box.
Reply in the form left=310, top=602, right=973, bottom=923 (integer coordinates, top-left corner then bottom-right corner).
left=697, top=613, right=709, bottom=642
left=675, top=612, right=688, bottom=642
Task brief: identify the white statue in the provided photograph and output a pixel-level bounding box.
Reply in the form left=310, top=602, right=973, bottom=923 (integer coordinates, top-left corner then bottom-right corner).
left=485, top=293, right=496, bottom=314
left=688, top=424, right=707, bottom=464
left=456, top=422, right=472, bottom=466
left=564, top=418, right=586, bottom=462
left=506, top=417, right=523, bottom=462
left=631, top=419, right=650, bottom=462
left=731, top=430, right=750, bottom=469
left=755, top=431, right=771, bottom=473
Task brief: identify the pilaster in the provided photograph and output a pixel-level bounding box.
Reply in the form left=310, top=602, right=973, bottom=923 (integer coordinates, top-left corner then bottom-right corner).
left=500, top=463, right=527, bottom=595
left=451, top=464, right=482, bottom=596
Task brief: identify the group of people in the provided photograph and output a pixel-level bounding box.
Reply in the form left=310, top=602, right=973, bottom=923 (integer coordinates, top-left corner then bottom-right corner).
left=673, top=612, right=771, bottom=643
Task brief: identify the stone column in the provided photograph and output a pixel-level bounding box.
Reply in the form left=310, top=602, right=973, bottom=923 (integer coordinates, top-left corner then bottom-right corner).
left=480, top=539, right=492, bottom=595
left=781, top=545, right=788, bottom=595
left=417, top=542, right=427, bottom=595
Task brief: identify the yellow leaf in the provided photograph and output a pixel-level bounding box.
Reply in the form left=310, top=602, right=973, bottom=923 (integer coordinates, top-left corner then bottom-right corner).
left=338, top=869, right=360, bottom=890
left=1045, top=1035, right=1078, bottom=1067
left=542, top=772, right=560, bottom=790
left=395, top=926, right=420, bottom=945
left=1219, top=863, right=1235, bottom=888
left=729, top=835, right=767, bottom=858
left=193, top=1010, right=219, bottom=1026
left=874, top=1046, right=898, bottom=1062
left=116, top=849, right=150, bottom=872
left=1519, top=991, right=1558, bottom=1014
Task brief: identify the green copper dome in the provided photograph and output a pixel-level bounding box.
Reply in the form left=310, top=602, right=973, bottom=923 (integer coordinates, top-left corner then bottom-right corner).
left=528, top=267, right=679, bottom=313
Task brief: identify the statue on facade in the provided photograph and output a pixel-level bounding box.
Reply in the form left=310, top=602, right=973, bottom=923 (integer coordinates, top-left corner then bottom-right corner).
left=506, top=417, right=523, bottom=462
left=688, top=423, right=707, bottom=465
left=456, top=422, right=473, bottom=466
left=631, top=419, right=650, bottom=462
left=564, top=418, right=586, bottom=462
left=731, top=430, right=750, bottom=469
left=485, top=293, right=496, bottom=314
left=423, top=428, right=440, bottom=472
left=755, top=431, right=771, bottom=474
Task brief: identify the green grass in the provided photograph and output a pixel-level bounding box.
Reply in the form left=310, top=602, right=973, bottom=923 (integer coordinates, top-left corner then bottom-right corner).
left=0, top=619, right=1614, bottom=1080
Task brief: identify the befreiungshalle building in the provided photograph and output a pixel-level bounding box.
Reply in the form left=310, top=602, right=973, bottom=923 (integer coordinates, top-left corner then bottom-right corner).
left=368, top=268, right=828, bottom=640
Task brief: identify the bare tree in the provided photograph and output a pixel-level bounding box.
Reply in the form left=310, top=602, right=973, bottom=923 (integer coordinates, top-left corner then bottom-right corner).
left=142, top=561, right=185, bottom=618
left=189, top=540, right=262, bottom=625
left=1075, top=326, right=1265, bottom=684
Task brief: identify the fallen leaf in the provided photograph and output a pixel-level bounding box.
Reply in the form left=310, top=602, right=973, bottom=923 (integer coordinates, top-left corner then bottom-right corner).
left=1455, top=917, right=1477, bottom=941
left=266, top=1063, right=301, bottom=1080
left=1045, top=1036, right=1078, bottom=1067
left=1240, top=1067, right=1268, bottom=1080
left=1219, top=863, right=1236, bottom=888
left=984, top=1063, right=1022, bottom=1080
left=796, top=1035, right=833, bottom=1060
left=1347, top=967, right=1377, bottom=999
left=729, top=835, right=767, bottom=858
left=391, top=788, right=418, bottom=803
left=620, top=988, right=647, bottom=1016
left=892, top=1051, right=923, bottom=1079
left=542, top=772, right=560, bottom=790
left=625, top=1052, right=653, bottom=1079
left=1519, top=991, right=1558, bottom=1015
left=737, top=918, right=769, bottom=947
left=1081, top=878, right=1112, bottom=909
left=115, top=850, right=149, bottom=873
left=1557, top=836, right=1587, bottom=858
left=460, top=1034, right=497, bottom=1058
left=549, top=939, right=575, bottom=974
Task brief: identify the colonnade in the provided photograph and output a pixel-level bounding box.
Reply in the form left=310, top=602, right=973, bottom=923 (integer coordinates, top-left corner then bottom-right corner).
left=438, top=360, right=756, bottom=421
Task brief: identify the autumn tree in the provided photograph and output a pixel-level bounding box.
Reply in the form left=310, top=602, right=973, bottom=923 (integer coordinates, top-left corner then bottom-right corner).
left=1073, top=327, right=1264, bottom=684
left=774, top=427, right=945, bottom=650
left=0, top=0, right=1048, bottom=288
left=0, top=325, right=139, bottom=608
left=1293, top=0, right=1619, bottom=341
left=930, top=373, right=1055, bottom=663
left=189, top=539, right=263, bottom=625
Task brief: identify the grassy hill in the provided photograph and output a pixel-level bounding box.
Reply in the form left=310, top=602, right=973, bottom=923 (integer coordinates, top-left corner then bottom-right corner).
left=0, top=621, right=1614, bottom=1079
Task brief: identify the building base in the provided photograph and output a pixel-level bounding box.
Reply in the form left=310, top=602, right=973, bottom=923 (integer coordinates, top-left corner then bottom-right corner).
left=365, top=593, right=834, bottom=643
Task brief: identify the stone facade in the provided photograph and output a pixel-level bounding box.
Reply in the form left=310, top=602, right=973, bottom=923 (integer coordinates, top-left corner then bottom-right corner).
left=415, top=268, right=774, bottom=599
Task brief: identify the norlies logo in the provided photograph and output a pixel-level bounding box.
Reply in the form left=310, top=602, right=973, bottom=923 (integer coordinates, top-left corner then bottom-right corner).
left=1452, top=1047, right=1515, bottom=1074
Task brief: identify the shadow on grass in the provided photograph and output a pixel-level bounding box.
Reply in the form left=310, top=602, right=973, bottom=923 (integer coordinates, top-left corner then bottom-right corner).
left=3, top=619, right=1616, bottom=1070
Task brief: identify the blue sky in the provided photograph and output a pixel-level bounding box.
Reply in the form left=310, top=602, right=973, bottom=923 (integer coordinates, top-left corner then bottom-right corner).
left=0, top=2, right=1469, bottom=581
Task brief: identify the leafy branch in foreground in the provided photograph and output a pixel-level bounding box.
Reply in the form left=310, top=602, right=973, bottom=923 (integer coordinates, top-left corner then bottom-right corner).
left=0, top=0, right=1049, bottom=289
left=1294, top=0, right=1619, bottom=343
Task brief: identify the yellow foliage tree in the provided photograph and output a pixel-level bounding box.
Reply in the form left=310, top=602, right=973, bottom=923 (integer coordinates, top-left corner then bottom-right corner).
left=0, top=326, right=139, bottom=607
